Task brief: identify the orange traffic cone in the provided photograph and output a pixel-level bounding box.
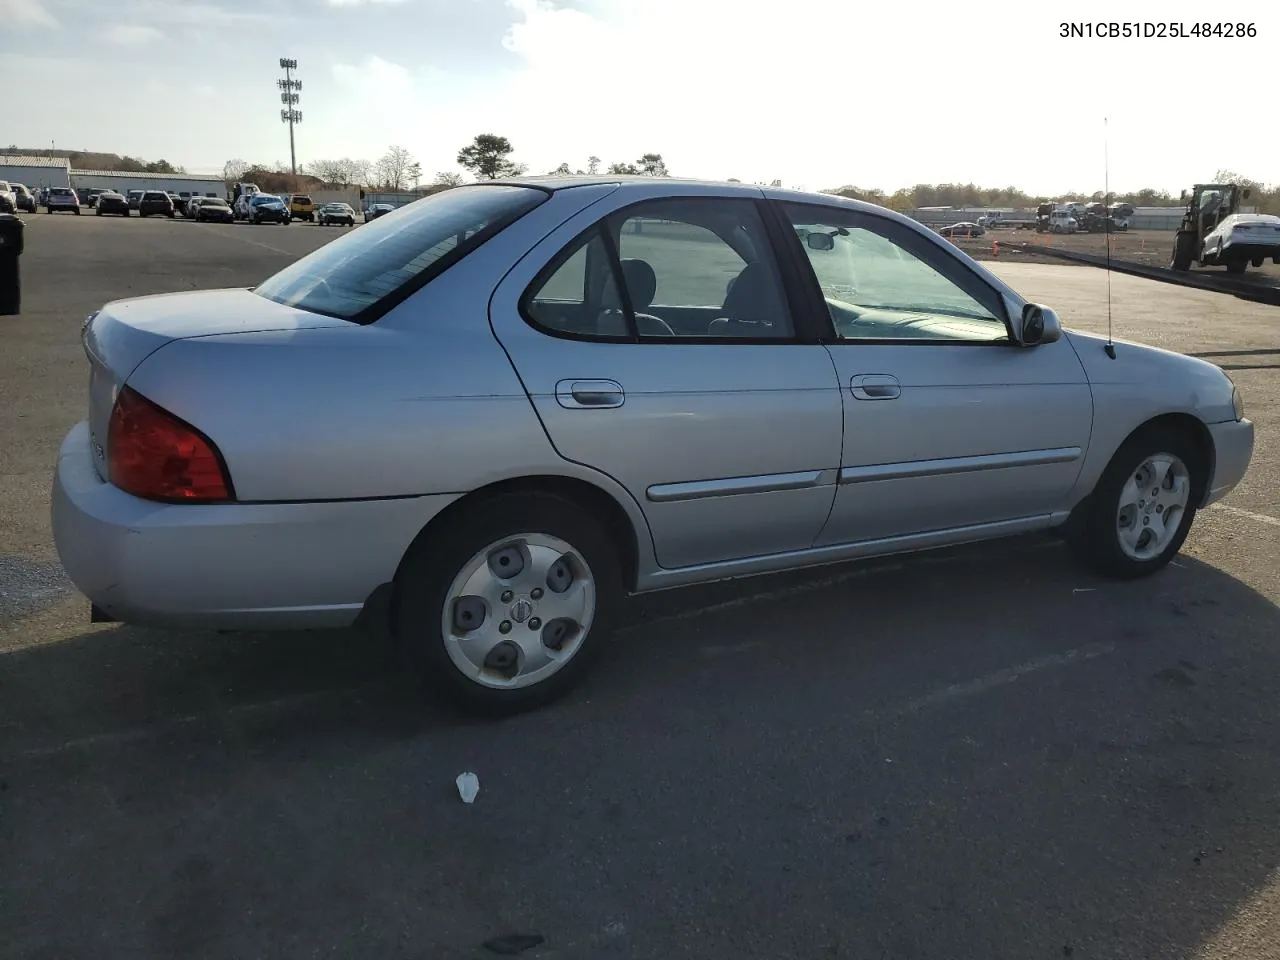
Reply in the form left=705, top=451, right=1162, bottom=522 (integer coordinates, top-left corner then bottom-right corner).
left=992, top=240, right=999, bottom=257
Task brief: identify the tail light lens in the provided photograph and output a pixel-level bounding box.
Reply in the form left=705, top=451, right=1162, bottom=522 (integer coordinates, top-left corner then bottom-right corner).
left=107, top=386, right=234, bottom=502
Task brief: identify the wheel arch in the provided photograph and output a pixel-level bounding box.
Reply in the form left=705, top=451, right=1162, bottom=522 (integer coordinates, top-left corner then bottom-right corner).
left=392, top=473, right=647, bottom=596
left=1067, top=411, right=1216, bottom=530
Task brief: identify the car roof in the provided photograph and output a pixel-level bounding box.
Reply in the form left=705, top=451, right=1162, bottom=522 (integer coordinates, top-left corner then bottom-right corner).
left=484, top=175, right=922, bottom=220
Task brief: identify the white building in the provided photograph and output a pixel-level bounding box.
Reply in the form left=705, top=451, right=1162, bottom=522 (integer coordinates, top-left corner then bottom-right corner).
left=0, top=154, right=72, bottom=190
left=69, top=169, right=226, bottom=197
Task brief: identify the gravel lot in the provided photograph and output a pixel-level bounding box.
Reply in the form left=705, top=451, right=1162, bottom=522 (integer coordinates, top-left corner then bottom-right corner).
left=2, top=213, right=1279, bottom=960
left=954, top=227, right=1280, bottom=285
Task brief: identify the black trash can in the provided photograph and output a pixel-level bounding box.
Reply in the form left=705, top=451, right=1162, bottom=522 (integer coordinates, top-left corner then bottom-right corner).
left=0, top=213, right=23, bottom=316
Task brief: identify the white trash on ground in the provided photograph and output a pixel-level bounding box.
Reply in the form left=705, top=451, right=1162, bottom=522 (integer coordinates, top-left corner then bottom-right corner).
left=456, top=771, right=480, bottom=804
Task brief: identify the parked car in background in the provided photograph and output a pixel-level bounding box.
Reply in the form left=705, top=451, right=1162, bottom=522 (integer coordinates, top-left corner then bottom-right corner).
left=84, top=188, right=108, bottom=209
left=95, top=192, right=130, bottom=216
left=50, top=179, right=1255, bottom=715
left=289, top=194, right=316, bottom=221
left=0, top=181, right=15, bottom=213
left=9, top=183, right=37, bottom=213
left=137, top=191, right=175, bottom=218
left=365, top=202, right=395, bottom=222
left=193, top=196, right=234, bottom=223
left=247, top=194, right=290, bottom=224
left=184, top=196, right=205, bottom=218
left=168, top=193, right=187, bottom=216
left=126, top=189, right=145, bottom=212
left=43, top=186, right=81, bottom=214
left=317, top=202, right=356, bottom=227
left=939, top=221, right=985, bottom=238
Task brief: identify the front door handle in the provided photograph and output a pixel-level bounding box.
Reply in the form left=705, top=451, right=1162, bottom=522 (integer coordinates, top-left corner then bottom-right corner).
left=850, top=374, right=901, bottom=400
left=556, top=379, right=625, bottom=409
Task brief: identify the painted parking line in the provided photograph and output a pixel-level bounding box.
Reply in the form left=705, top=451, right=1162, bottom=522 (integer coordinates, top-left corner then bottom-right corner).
left=1210, top=503, right=1280, bottom=527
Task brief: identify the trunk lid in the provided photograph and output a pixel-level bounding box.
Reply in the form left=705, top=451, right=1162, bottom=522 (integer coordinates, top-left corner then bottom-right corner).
left=83, top=288, right=348, bottom=481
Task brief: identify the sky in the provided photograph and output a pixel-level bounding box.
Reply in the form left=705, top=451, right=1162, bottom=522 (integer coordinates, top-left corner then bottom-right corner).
left=2, top=0, right=1277, bottom=194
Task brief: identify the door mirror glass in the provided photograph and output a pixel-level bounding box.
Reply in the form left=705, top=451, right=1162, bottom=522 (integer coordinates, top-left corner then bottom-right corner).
left=806, top=232, right=835, bottom=252
left=1019, top=303, right=1062, bottom=346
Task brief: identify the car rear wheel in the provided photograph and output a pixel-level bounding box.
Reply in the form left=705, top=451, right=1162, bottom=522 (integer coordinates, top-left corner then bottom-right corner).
left=393, top=492, right=621, bottom=715
left=1069, top=425, right=1201, bottom=580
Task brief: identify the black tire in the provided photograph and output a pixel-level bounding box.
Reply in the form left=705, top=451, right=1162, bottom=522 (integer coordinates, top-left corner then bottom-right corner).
left=1225, top=258, right=1246, bottom=275
left=73, top=207, right=80, bottom=215
left=393, top=492, right=623, bottom=715
left=1171, top=231, right=1195, bottom=271
left=1069, top=425, right=1203, bottom=580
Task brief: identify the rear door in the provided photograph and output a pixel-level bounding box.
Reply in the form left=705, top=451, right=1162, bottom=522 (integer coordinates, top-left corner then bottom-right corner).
left=489, top=185, right=843, bottom=570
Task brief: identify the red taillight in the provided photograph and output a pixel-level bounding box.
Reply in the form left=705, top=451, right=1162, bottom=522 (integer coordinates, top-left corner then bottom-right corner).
left=107, top=386, right=233, bottom=502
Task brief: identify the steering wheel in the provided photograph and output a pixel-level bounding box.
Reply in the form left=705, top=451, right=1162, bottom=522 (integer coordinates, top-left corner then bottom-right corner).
left=634, top=312, right=677, bottom=337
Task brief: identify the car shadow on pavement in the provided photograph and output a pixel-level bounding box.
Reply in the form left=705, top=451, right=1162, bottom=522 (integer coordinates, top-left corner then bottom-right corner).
left=3, top=537, right=1280, bottom=959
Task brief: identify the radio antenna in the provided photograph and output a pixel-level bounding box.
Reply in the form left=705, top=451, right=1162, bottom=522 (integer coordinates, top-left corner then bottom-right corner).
left=1103, top=117, right=1116, bottom=359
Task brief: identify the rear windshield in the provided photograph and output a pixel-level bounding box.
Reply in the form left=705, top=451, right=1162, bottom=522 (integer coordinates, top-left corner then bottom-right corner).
left=292, top=195, right=311, bottom=203
left=255, top=185, right=546, bottom=322
left=203, top=198, right=227, bottom=206
left=51, top=188, right=74, bottom=195
left=143, top=192, right=168, bottom=201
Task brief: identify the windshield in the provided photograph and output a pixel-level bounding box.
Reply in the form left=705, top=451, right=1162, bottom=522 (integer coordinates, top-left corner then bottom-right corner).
left=255, top=184, right=546, bottom=322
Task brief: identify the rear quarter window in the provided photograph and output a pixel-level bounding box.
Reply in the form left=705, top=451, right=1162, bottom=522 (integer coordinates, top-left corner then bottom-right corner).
left=254, top=184, right=547, bottom=322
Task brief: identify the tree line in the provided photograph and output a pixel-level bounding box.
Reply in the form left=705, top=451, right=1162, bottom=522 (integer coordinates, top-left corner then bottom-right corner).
left=220, top=135, right=671, bottom=193
left=826, top=170, right=1280, bottom=215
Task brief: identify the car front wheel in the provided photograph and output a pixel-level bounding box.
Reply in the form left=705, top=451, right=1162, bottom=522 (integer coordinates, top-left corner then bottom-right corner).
left=394, top=492, right=621, bottom=715
left=1070, top=425, right=1202, bottom=579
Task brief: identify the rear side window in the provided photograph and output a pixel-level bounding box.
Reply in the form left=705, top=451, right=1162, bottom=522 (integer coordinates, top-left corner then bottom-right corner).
left=255, top=184, right=547, bottom=322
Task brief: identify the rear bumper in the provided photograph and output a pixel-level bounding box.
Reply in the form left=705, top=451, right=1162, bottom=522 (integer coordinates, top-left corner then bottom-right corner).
left=51, top=421, right=460, bottom=630
left=1203, top=418, right=1254, bottom=506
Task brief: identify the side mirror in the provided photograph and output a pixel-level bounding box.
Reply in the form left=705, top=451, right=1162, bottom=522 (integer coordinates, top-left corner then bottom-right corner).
left=1018, top=303, right=1061, bottom=346
left=806, top=232, right=835, bottom=252
left=1180, top=190, right=1188, bottom=201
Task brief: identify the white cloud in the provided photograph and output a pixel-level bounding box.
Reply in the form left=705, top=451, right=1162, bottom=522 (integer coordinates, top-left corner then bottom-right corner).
left=104, top=24, right=165, bottom=44
left=332, top=55, right=414, bottom=94
left=491, top=0, right=1280, bottom=192
left=2, top=0, right=59, bottom=27
left=327, top=0, right=410, bottom=6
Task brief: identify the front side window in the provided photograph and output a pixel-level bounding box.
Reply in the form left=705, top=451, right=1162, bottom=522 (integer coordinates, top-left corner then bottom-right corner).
left=522, top=197, right=795, bottom=341
left=781, top=203, right=1008, bottom=343
left=255, top=184, right=547, bottom=322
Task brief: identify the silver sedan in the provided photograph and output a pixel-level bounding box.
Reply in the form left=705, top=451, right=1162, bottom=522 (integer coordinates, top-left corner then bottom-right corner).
left=51, top=178, right=1255, bottom=714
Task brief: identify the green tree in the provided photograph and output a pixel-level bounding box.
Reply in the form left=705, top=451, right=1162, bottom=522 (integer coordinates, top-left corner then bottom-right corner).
left=637, top=152, right=668, bottom=176
left=457, top=134, right=524, bottom=179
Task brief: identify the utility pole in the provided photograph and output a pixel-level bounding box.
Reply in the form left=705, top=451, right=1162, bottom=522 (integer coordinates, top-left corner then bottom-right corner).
left=277, top=58, right=302, bottom=181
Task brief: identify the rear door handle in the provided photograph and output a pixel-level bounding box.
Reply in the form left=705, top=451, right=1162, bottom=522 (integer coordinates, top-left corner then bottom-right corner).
left=850, top=374, right=901, bottom=400
left=556, top=379, right=625, bottom=409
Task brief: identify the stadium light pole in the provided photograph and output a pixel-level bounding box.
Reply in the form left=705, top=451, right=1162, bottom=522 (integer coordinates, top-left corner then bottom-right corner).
left=278, top=58, right=302, bottom=182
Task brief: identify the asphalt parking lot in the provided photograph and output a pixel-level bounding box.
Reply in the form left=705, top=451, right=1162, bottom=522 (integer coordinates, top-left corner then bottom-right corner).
left=3, top=212, right=1279, bottom=960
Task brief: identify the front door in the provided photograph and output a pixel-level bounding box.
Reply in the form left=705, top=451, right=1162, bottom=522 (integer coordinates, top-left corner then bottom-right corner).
left=775, top=200, right=1094, bottom=547
left=489, top=190, right=844, bottom=569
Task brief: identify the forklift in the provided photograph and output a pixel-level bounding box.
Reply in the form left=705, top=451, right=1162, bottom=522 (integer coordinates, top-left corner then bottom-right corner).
left=1170, top=183, right=1251, bottom=272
